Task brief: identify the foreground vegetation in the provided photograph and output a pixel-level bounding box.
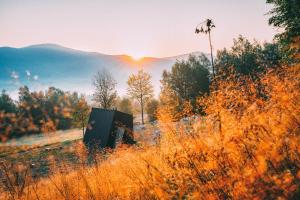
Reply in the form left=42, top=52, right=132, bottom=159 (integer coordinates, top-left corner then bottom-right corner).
left=1, top=63, right=299, bottom=199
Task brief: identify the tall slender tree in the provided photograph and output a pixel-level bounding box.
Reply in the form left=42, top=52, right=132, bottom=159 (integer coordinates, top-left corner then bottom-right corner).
left=127, top=70, right=153, bottom=124
left=196, top=19, right=216, bottom=78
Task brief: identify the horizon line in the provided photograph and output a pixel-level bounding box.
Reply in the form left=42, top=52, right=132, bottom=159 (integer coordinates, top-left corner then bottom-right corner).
left=0, top=43, right=208, bottom=59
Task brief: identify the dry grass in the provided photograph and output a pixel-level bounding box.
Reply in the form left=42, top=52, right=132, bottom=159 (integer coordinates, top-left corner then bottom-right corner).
left=1, top=64, right=299, bottom=199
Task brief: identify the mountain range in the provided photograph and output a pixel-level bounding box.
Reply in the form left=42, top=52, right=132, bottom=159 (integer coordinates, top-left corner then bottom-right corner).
left=0, top=44, right=206, bottom=99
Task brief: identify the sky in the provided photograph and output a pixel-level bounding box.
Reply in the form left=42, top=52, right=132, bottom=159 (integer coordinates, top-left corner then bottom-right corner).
left=0, top=0, right=278, bottom=58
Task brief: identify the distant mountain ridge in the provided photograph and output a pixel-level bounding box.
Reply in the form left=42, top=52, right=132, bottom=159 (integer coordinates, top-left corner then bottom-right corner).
left=0, top=44, right=208, bottom=99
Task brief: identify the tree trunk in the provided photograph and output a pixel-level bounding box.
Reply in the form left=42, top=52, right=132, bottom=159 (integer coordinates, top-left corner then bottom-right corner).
left=81, top=115, right=85, bottom=137
left=208, top=30, right=215, bottom=79
left=141, top=95, right=144, bottom=124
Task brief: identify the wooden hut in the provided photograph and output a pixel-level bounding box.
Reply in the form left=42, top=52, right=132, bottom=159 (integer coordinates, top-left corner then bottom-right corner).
left=83, top=108, right=135, bottom=149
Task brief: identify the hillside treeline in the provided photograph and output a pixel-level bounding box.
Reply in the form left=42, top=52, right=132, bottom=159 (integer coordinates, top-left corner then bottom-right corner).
left=0, top=86, right=89, bottom=141
left=159, top=36, right=290, bottom=120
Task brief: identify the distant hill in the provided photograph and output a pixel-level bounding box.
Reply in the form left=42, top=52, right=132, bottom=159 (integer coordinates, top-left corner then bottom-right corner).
left=0, top=44, right=208, bottom=99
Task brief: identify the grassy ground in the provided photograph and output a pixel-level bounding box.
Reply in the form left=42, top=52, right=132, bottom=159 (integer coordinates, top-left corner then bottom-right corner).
left=0, top=129, right=85, bottom=183
left=0, top=139, right=84, bottom=186
left=1, top=129, right=83, bottom=146
left=0, top=122, right=160, bottom=190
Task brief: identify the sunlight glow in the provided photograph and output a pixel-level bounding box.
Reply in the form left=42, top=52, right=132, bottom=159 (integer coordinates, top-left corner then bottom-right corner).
left=130, top=54, right=144, bottom=61
left=129, top=50, right=148, bottom=61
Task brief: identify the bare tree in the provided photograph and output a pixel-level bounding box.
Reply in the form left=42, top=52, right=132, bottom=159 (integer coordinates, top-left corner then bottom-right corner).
left=92, top=69, right=117, bottom=109
left=127, top=70, right=153, bottom=124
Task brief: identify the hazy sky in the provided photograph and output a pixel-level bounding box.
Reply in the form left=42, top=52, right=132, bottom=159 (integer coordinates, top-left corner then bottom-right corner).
left=0, top=0, right=278, bottom=57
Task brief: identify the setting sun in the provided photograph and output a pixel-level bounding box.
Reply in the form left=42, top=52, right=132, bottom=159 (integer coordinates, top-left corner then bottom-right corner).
left=130, top=54, right=144, bottom=61
left=128, top=50, right=148, bottom=61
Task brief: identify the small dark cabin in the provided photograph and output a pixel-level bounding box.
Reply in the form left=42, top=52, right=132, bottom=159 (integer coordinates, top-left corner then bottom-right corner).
left=83, top=108, right=135, bottom=149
